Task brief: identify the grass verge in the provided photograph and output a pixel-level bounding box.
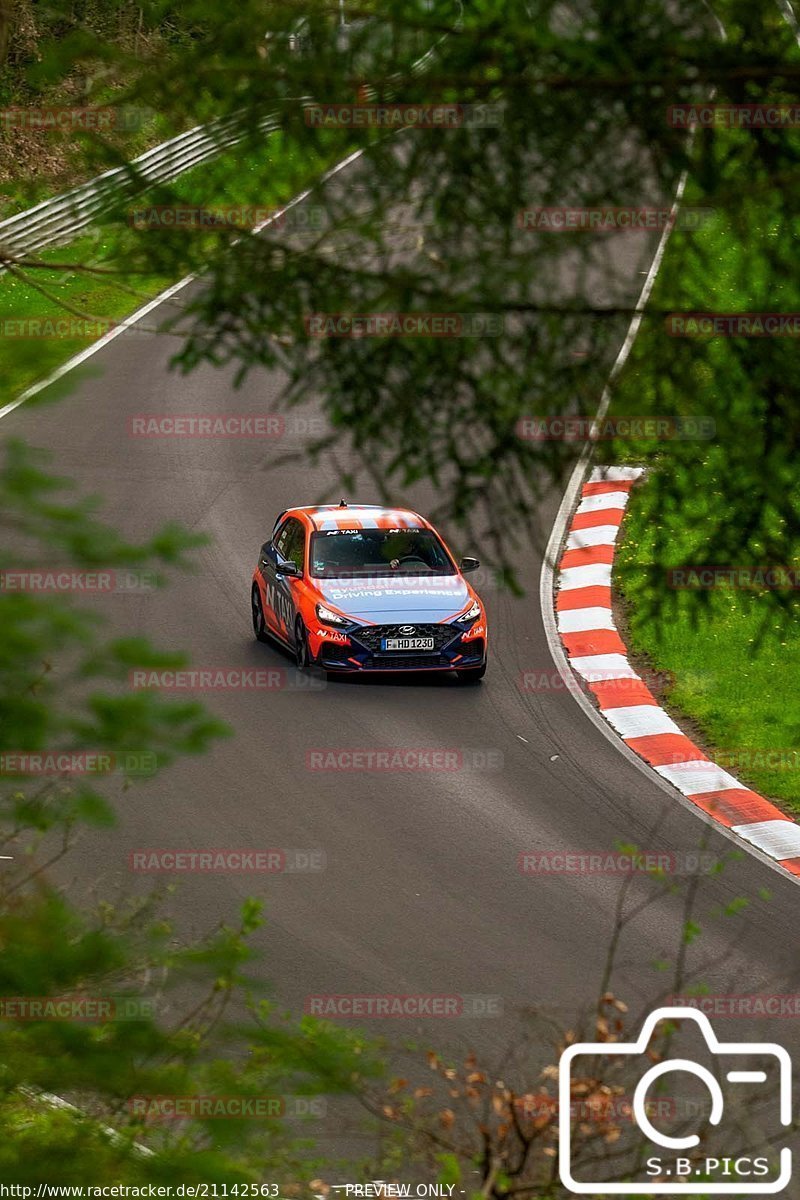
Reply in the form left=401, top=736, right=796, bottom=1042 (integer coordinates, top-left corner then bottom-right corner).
left=1, top=129, right=349, bottom=401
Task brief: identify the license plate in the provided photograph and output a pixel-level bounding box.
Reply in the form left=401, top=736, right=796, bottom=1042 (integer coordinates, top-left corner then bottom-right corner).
left=382, top=637, right=435, bottom=651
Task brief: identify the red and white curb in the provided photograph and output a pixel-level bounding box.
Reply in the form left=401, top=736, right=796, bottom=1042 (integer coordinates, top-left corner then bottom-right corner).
left=556, top=464, right=800, bottom=877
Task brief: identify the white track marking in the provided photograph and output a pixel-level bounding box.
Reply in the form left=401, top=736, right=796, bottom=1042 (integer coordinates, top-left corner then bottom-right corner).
left=558, top=562, right=613, bottom=590
left=575, top=490, right=630, bottom=514
left=557, top=606, right=617, bottom=633
left=655, top=761, right=741, bottom=794
left=602, top=705, right=682, bottom=739
left=569, top=653, right=637, bottom=680
left=565, top=525, right=621, bottom=548
left=731, top=820, right=800, bottom=859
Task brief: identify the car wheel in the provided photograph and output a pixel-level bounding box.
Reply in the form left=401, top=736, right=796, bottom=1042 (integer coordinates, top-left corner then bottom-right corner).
left=251, top=583, right=270, bottom=643
left=295, top=616, right=311, bottom=671
left=454, top=661, right=487, bottom=684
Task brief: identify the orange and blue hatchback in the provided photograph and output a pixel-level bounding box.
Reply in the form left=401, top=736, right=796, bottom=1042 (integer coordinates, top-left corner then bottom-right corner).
left=251, top=502, right=487, bottom=682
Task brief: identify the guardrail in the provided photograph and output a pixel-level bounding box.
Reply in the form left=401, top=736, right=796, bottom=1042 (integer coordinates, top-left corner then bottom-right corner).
left=0, top=14, right=455, bottom=270
left=0, top=111, right=281, bottom=266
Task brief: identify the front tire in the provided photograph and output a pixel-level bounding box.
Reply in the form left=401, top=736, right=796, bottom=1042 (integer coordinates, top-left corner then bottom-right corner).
left=454, top=660, right=487, bottom=684
left=251, top=583, right=270, bottom=643
left=295, top=616, right=312, bottom=671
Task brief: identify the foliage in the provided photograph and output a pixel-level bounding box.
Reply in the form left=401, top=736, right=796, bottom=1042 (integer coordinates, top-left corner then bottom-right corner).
left=0, top=440, right=380, bottom=1182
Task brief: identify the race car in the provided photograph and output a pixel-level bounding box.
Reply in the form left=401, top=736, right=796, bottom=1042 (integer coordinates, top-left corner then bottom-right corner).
left=250, top=502, right=487, bottom=681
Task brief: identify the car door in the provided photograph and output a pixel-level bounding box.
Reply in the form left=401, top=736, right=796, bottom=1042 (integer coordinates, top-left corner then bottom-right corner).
left=259, top=517, right=298, bottom=641
left=281, top=519, right=307, bottom=646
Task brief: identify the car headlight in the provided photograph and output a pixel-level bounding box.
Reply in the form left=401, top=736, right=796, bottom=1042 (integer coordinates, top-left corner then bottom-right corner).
left=456, top=600, right=481, bottom=626
left=316, top=602, right=349, bottom=628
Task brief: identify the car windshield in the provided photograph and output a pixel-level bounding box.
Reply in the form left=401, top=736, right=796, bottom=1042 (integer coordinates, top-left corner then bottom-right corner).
left=309, top=529, right=456, bottom=578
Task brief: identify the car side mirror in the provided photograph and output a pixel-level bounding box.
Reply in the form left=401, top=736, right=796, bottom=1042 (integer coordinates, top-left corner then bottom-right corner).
left=275, top=561, right=301, bottom=577
left=459, top=556, right=480, bottom=573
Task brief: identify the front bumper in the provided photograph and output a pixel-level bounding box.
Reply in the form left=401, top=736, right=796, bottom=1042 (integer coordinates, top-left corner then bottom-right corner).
left=314, top=622, right=486, bottom=672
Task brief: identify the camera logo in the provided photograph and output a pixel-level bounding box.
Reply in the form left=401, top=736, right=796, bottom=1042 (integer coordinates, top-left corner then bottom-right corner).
left=558, top=1006, right=792, bottom=1194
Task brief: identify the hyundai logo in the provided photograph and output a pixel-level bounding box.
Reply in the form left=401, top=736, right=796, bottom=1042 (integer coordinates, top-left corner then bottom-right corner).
left=399, top=625, right=416, bottom=635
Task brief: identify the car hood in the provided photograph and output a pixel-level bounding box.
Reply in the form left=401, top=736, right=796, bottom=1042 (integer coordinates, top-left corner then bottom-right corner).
left=317, top=575, right=471, bottom=623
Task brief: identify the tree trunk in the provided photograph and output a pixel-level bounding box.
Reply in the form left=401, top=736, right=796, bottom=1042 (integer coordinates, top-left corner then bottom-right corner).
left=0, top=0, right=14, bottom=70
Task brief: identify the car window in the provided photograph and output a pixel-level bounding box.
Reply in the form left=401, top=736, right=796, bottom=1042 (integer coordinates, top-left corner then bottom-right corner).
left=284, top=520, right=306, bottom=570
left=275, top=518, right=305, bottom=570
left=273, top=520, right=292, bottom=558
left=309, top=528, right=456, bottom=577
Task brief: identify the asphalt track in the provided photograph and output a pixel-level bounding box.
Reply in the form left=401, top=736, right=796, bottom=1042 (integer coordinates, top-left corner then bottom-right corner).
left=4, top=147, right=800, bottom=1109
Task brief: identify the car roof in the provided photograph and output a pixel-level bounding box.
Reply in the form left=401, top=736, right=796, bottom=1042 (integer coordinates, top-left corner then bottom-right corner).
left=287, top=504, right=432, bottom=532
